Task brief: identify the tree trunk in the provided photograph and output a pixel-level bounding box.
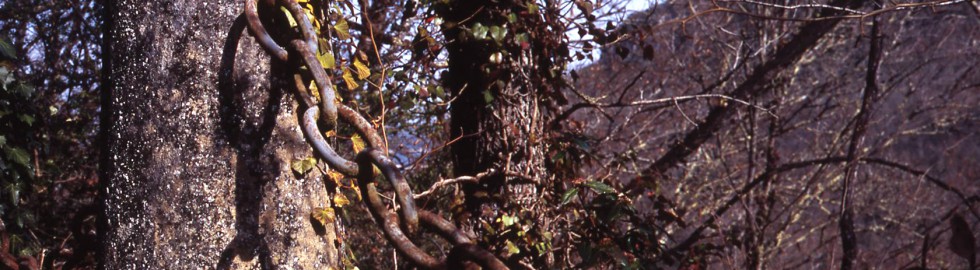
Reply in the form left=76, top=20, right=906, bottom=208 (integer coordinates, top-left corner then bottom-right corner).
left=438, top=1, right=559, bottom=266
left=100, top=1, right=338, bottom=268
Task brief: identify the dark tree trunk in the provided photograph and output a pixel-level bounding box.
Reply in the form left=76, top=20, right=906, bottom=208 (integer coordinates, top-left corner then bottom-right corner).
left=437, top=0, right=559, bottom=266
left=439, top=1, right=551, bottom=218
left=100, top=1, right=338, bottom=268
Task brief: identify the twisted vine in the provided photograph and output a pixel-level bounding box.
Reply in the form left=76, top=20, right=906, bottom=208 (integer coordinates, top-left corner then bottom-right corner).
left=241, top=0, right=506, bottom=268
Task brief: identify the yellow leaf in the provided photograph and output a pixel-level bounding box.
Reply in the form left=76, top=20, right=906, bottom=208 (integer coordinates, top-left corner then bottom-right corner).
left=308, top=80, right=320, bottom=101
left=333, top=192, right=351, bottom=207
left=304, top=7, right=320, bottom=32
left=324, top=168, right=344, bottom=185
left=350, top=185, right=362, bottom=201
left=342, top=68, right=358, bottom=89
left=351, top=134, right=366, bottom=153
left=317, top=48, right=335, bottom=69
left=349, top=136, right=380, bottom=176
left=280, top=7, right=297, bottom=28
left=334, top=18, right=351, bottom=40
left=311, top=207, right=336, bottom=225
left=353, top=58, right=370, bottom=80
left=323, top=130, right=337, bottom=138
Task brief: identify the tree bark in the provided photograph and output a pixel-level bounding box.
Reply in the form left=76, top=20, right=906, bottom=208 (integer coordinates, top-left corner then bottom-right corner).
left=100, top=1, right=338, bottom=268
left=439, top=0, right=552, bottom=214
left=437, top=1, right=559, bottom=266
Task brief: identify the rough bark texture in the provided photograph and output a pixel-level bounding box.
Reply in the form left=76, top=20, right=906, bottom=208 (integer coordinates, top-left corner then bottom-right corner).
left=100, top=0, right=338, bottom=268
left=438, top=1, right=557, bottom=266
left=439, top=0, right=549, bottom=215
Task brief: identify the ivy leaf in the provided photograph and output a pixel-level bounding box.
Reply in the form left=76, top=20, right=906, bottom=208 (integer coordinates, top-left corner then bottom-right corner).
left=527, top=1, right=539, bottom=14
left=351, top=134, right=381, bottom=176
left=324, top=169, right=345, bottom=185
left=584, top=181, right=616, bottom=194
left=8, top=184, right=20, bottom=206
left=500, top=214, right=518, bottom=227
left=535, top=240, right=551, bottom=255
left=560, top=188, right=579, bottom=205
left=303, top=4, right=320, bottom=32
left=311, top=207, right=336, bottom=226
left=333, top=192, right=351, bottom=207
left=334, top=18, right=351, bottom=40
left=4, top=146, right=30, bottom=169
left=291, top=157, right=318, bottom=175
left=317, top=49, right=335, bottom=69
left=350, top=184, right=362, bottom=201
left=10, top=83, right=33, bottom=98
left=307, top=80, right=321, bottom=101
left=489, top=25, right=508, bottom=41
left=342, top=68, right=358, bottom=89
left=574, top=1, right=594, bottom=17
left=0, top=38, right=16, bottom=60
left=280, top=7, right=298, bottom=27
left=471, top=22, right=488, bottom=40
left=351, top=134, right=366, bottom=154
left=482, top=90, right=494, bottom=104
left=505, top=240, right=521, bottom=256
left=353, top=58, right=370, bottom=80
left=17, top=114, right=33, bottom=126
left=515, top=33, right=530, bottom=49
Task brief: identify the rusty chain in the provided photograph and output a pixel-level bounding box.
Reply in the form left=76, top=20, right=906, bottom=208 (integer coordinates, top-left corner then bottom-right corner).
left=241, top=0, right=507, bottom=269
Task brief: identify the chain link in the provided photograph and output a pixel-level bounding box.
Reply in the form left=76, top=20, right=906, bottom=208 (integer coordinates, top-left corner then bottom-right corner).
left=242, top=0, right=507, bottom=268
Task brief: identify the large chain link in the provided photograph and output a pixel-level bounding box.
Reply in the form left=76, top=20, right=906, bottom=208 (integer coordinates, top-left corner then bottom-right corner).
left=242, top=0, right=507, bottom=269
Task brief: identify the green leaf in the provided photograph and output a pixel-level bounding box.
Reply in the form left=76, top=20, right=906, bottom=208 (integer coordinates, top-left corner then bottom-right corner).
left=481, top=90, right=494, bottom=104
left=0, top=38, right=16, bottom=60
left=535, top=240, right=551, bottom=255
left=505, top=240, right=521, bottom=256
left=11, top=83, right=33, bottom=97
left=527, top=1, right=539, bottom=14
left=433, top=86, right=445, bottom=98
left=515, top=33, right=529, bottom=44
left=4, top=146, right=30, bottom=169
left=560, top=188, right=579, bottom=205
left=471, top=22, right=488, bottom=40
left=0, top=135, right=6, bottom=146
left=17, top=114, right=34, bottom=126
left=585, top=181, right=616, bottom=194
left=501, top=214, right=518, bottom=227
left=0, top=67, right=10, bottom=84
left=7, top=184, right=20, bottom=205
left=489, top=25, right=508, bottom=41
left=291, top=157, right=317, bottom=175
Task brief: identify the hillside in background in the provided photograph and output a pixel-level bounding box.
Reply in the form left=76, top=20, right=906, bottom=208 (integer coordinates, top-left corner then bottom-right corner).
left=566, top=0, right=979, bottom=268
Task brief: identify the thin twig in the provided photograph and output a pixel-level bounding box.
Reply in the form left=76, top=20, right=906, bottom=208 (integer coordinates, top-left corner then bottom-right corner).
left=414, top=171, right=492, bottom=199
left=673, top=97, right=698, bottom=127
